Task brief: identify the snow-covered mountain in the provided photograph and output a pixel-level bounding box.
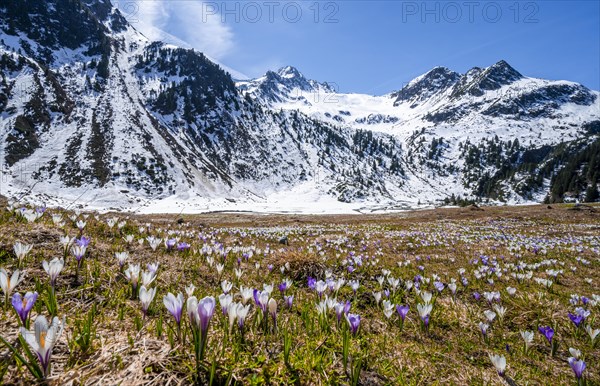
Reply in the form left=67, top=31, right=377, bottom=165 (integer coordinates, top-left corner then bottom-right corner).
left=0, top=0, right=598, bottom=213
left=237, top=66, right=335, bottom=104
left=239, top=61, right=600, bottom=206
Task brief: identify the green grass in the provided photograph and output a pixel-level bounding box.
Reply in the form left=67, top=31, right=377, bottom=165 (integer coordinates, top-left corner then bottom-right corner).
left=0, top=203, right=598, bottom=385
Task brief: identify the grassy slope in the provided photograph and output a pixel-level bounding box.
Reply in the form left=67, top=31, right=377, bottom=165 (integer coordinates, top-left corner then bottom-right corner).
left=0, top=201, right=599, bottom=385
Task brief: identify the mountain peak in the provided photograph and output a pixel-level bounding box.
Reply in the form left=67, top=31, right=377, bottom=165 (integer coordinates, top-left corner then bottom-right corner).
left=493, top=59, right=514, bottom=69
left=393, top=66, right=460, bottom=105
left=450, top=60, right=523, bottom=99
left=429, top=66, right=454, bottom=74
left=240, top=65, right=335, bottom=103
left=486, top=60, right=522, bottom=81
left=277, top=66, right=304, bottom=79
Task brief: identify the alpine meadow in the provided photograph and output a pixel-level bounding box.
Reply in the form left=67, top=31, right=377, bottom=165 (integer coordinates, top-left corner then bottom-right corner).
left=0, top=1, right=599, bottom=385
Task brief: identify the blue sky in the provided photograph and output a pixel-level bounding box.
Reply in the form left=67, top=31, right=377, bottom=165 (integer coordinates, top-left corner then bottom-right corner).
left=124, top=1, right=600, bottom=94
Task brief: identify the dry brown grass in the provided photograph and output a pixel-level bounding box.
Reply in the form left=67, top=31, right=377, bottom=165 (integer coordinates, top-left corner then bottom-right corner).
left=0, top=201, right=598, bottom=385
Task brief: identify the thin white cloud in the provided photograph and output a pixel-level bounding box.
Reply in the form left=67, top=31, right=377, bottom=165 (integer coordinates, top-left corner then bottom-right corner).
left=122, top=0, right=235, bottom=60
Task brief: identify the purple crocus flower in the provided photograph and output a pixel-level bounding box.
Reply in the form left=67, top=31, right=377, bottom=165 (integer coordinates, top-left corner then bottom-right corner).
left=326, top=278, right=334, bottom=291
left=569, top=313, right=585, bottom=328
left=278, top=282, right=288, bottom=294
left=479, top=322, right=489, bottom=338
left=434, top=281, right=445, bottom=293
left=253, top=289, right=268, bottom=312
left=396, top=305, right=409, bottom=321
left=75, top=236, right=90, bottom=247
left=267, top=264, right=273, bottom=272
left=71, top=245, right=87, bottom=271
left=74, top=249, right=85, bottom=262
left=538, top=326, right=554, bottom=344
left=284, top=295, right=294, bottom=309
left=191, top=296, right=216, bottom=361
left=307, top=276, right=316, bottom=290
left=177, top=242, right=190, bottom=251
left=568, top=357, right=586, bottom=380
left=343, top=300, right=351, bottom=315
left=473, top=292, right=481, bottom=301
left=253, top=289, right=261, bottom=307
left=165, top=239, right=177, bottom=250
left=581, top=296, right=589, bottom=305
left=163, top=292, right=184, bottom=326
left=383, top=289, right=390, bottom=298
left=197, top=296, right=216, bottom=336
left=347, top=265, right=355, bottom=273
left=12, top=292, right=38, bottom=325
left=346, top=313, right=361, bottom=336
left=575, top=307, right=591, bottom=319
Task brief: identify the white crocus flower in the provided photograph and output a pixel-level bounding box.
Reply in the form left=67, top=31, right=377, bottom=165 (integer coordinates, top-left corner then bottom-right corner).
left=0, top=268, right=23, bottom=299
left=483, top=310, right=497, bottom=323
left=221, top=280, right=233, bottom=294
left=488, top=353, right=506, bottom=376
left=382, top=300, right=394, bottom=319
left=492, top=305, right=506, bottom=321
left=20, top=315, right=65, bottom=377
left=373, top=291, right=382, bottom=305
left=569, top=347, right=581, bottom=359
left=420, top=291, right=433, bottom=304
left=115, top=252, right=129, bottom=268
left=417, top=303, right=433, bottom=319
left=585, top=325, right=599, bottom=344
left=52, top=214, right=63, bottom=225
left=141, top=271, right=156, bottom=287
left=316, top=300, right=328, bottom=315
left=139, top=286, right=157, bottom=315
left=263, top=283, right=274, bottom=295
left=219, top=293, right=233, bottom=315
left=187, top=296, right=199, bottom=327
left=124, top=264, right=141, bottom=290
left=236, top=304, right=251, bottom=329
left=13, top=242, right=33, bottom=264
left=520, top=330, right=534, bottom=345
left=59, top=236, right=72, bottom=250
left=239, top=286, right=254, bottom=304
left=228, top=302, right=240, bottom=331
left=234, top=268, right=243, bottom=279
left=185, top=284, right=196, bottom=297
left=42, top=258, right=64, bottom=286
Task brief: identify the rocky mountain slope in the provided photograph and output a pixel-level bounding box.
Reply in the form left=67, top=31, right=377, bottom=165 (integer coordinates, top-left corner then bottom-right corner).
left=238, top=61, right=599, bottom=206
left=0, top=0, right=598, bottom=212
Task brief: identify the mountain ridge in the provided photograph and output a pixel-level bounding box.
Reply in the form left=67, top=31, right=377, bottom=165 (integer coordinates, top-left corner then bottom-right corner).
left=0, top=0, right=598, bottom=213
